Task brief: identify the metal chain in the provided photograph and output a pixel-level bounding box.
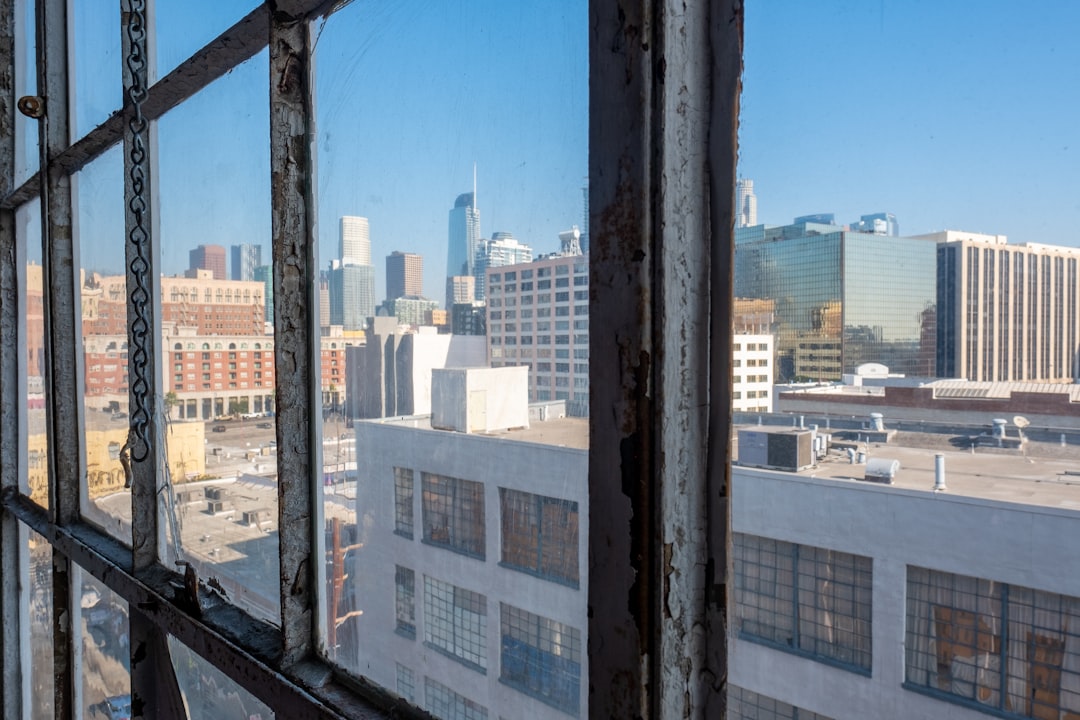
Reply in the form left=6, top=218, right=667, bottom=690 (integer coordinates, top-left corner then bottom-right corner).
left=125, top=0, right=152, bottom=462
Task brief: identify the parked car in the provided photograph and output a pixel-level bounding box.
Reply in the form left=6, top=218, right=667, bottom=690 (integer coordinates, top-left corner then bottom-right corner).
left=93, top=695, right=131, bottom=720
left=256, top=422, right=272, bottom=429
left=212, top=425, right=227, bottom=433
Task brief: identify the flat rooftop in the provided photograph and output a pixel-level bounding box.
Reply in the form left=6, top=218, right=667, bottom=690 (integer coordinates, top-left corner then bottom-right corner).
left=371, top=415, right=589, bottom=450
left=735, top=426, right=1080, bottom=511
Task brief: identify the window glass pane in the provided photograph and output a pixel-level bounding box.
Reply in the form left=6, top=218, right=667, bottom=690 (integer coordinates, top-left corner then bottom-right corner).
left=313, top=3, right=588, bottom=718
left=70, top=0, right=122, bottom=140
left=153, top=1, right=258, bottom=82
left=14, top=0, right=38, bottom=186
left=18, top=197, right=47, bottom=507
left=156, top=50, right=277, bottom=622
left=21, top=526, right=53, bottom=720
left=167, top=634, right=275, bottom=719
left=75, top=144, right=130, bottom=542
left=76, top=567, right=130, bottom=720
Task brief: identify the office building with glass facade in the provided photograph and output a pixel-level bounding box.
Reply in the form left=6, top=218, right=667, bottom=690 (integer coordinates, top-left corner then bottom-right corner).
left=735, top=222, right=937, bottom=381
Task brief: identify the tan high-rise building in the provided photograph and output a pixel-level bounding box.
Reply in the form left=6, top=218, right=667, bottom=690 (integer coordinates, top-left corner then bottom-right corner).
left=930, top=231, right=1080, bottom=383
left=386, top=251, right=423, bottom=301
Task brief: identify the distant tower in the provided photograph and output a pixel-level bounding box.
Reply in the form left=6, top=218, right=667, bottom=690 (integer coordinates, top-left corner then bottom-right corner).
left=474, top=233, right=532, bottom=300
left=329, top=217, right=375, bottom=331
left=189, top=244, right=226, bottom=280
left=447, top=174, right=481, bottom=281
left=386, top=251, right=423, bottom=301
left=559, top=226, right=583, bottom=256
left=231, top=243, right=262, bottom=281
left=253, top=265, right=273, bottom=323
left=736, top=178, right=757, bottom=228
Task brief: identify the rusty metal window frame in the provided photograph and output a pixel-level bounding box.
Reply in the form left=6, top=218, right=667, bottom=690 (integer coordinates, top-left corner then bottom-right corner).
left=0, top=1, right=742, bottom=719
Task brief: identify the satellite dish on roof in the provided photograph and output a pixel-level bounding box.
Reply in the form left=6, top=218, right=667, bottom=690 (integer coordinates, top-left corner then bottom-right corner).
left=1014, top=416, right=1030, bottom=428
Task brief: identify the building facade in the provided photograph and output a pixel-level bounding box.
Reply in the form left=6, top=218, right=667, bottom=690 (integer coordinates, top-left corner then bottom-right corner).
left=734, top=221, right=937, bottom=381
left=445, top=275, right=475, bottom=311
left=347, top=398, right=588, bottom=720
left=189, top=243, right=227, bottom=280
left=231, top=243, right=262, bottom=281
left=930, top=231, right=1080, bottom=383
left=329, top=262, right=376, bottom=331
left=487, top=254, right=589, bottom=416
left=386, top=251, right=423, bottom=301
left=474, top=233, right=533, bottom=301
left=733, top=334, right=774, bottom=413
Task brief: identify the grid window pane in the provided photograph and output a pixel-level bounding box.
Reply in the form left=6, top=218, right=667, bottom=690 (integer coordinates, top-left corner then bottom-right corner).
left=396, top=664, right=415, bottom=703
left=500, top=488, right=579, bottom=585
left=395, top=566, right=416, bottom=639
left=394, top=467, right=414, bottom=538
left=422, top=473, right=485, bottom=559
left=424, top=576, right=487, bottom=671
left=728, top=685, right=833, bottom=720
left=734, top=533, right=872, bottom=671
left=425, top=677, right=488, bottom=720
left=500, top=603, right=581, bottom=715
left=907, top=567, right=1080, bottom=718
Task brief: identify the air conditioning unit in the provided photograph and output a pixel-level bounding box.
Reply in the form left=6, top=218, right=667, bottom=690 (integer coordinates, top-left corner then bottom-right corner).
left=207, top=500, right=225, bottom=514
left=737, top=429, right=814, bottom=472
left=205, top=487, right=224, bottom=500
left=862, top=458, right=900, bottom=484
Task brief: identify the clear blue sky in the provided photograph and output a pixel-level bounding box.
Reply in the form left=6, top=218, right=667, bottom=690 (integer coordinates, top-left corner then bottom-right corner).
left=60, top=2, right=1080, bottom=284
left=741, top=1, right=1080, bottom=243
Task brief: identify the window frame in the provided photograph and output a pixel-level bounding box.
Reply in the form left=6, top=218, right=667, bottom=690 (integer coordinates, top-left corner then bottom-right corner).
left=0, top=0, right=741, bottom=718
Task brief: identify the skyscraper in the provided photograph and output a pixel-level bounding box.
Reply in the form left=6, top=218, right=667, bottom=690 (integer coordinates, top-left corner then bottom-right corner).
left=328, top=216, right=376, bottom=331
left=340, top=216, right=371, bottom=266
left=851, top=212, right=900, bottom=237
left=445, top=275, right=475, bottom=311
left=447, top=190, right=480, bottom=279
left=385, top=251, right=423, bottom=302
left=581, top=181, right=590, bottom=255
left=189, top=244, right=226, bottom=280
left=473, top=232, right=532, bottom=300
left=231, top=243, right=262, bottom=281
left=253, top=264, right=273, bottom=323
left=736, top=178, right=757, bottom=228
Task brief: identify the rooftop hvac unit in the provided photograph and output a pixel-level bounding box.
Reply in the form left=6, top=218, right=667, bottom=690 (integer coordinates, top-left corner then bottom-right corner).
left=863, top=458, right=900, bottom=484
left=207, top=500, right=225, bottom=514
left=737, top=429, right=814, bottom=472
left=242, top=509, right=273, bottom=527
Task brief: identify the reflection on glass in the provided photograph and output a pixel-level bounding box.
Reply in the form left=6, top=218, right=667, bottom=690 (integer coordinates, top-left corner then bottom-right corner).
left=70, top=0, right=122, bottom=140
left=153, top=1, right=256, bottom=82
left=77, top=568, right=130, bottom=720
left=156, top=50, right=277, bottom=623
left=14, top=0, right=38, bottom=186
left=18, top=198, right=47, bottom=507
left=168, top=635, right=274, bottom=719
left=313, top=3, right=588, bottom=718
left=75, top=145, right=131, bottom=542
left=21, top=527, right=53, bottom=720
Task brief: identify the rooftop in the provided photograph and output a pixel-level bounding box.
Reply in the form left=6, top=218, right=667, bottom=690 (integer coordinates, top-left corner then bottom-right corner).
left=372, top=414, right=589, bottom=450
left=735, top=425, right=1080, bottom=512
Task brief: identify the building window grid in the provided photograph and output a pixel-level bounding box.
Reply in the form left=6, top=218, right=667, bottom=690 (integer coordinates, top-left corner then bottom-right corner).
left=906, top=567, right=1080, bottom=719
left=734, top=533, right=872, bottom=673
left=396, top=663, right=416, bottom=703
left=395, top=566, right=417, bottom=639
left=424, top=677, right=489, bottom=720
left=423, top=577, right=488, bottom=672
left=727, top=685, right=834, bottom=720
left=499, top=489, right=579, bottom=586
left=421, top=473, right=485, bottom=559
left=500, top=603, right=582, bottom=716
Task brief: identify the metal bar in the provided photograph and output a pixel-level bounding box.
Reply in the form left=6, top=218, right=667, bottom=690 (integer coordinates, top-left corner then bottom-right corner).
left=2, top=493, right=411, bottom=720
left=0, top=3, right=269, bottom=211
left=129, top=608, right=188, bottom=720
left=704, top=2, right=743, bottom=715
left=0, top=0, right=23, bottom=713
left=587, top=0, right=655, bottom=715
left=269, top=9, right=319, bottom=667
left=35, top=0, right=78, bottom=718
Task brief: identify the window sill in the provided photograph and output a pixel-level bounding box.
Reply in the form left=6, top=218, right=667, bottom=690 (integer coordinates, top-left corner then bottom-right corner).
left=737, top=631, right=872, bottom=677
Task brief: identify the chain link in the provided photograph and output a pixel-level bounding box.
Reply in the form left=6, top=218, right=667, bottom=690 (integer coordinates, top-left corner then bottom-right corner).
left=126, top=0, right=152, bottom=463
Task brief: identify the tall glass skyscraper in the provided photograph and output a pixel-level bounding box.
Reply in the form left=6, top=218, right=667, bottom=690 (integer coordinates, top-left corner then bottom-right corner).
left=735, top=221, right=937, bottom=380
left=447, top=191, right=480, bottom=279
left=473, top=232, right=532, bottom=300
left=340, top=216, right=371, bottom=265
left=330, top=216, right=375, bottom=330
left=736, top=178, right=757, bottom=228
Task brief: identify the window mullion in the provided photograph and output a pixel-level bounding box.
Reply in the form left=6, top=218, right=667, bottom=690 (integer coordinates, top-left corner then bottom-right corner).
left=0, top=0, right=22, bottom=715
left=269, top=10, right=318, bottom=666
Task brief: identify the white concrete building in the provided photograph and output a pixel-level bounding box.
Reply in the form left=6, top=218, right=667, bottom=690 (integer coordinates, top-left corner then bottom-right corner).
left=729, top=428, right=1080, bottom=719
left=733, top=334, right=774, bottom=413
left=344, top=373, right=588, bottom=719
